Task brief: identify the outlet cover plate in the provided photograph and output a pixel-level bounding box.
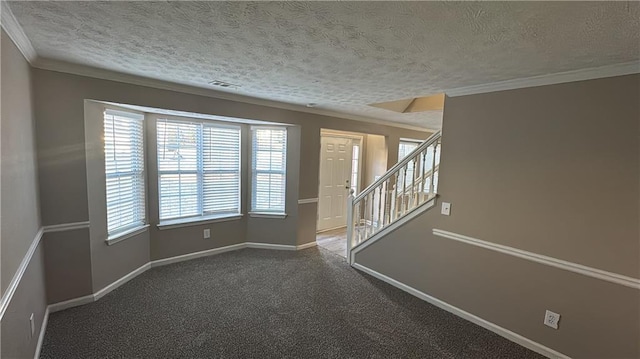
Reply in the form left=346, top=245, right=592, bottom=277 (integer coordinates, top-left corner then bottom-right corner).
left=544, top=310, right=560, bottom=329
left=203, top=229, right=211, bottom=239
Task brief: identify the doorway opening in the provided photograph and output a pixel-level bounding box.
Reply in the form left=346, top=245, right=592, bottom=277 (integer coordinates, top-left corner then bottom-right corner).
left=316, top=130, right=387, bottom=258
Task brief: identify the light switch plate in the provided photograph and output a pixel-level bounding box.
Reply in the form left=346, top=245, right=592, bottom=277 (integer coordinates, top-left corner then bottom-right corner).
left=441, top=202, right=451, bottom=216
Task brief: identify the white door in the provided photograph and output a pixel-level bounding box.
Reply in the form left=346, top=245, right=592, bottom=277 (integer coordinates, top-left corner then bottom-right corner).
left=318, top=136, right=354, bottom=231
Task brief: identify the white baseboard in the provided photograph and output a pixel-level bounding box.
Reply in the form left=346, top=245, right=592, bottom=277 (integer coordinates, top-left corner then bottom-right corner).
left=351, top=262, right=570, bottom=359
left=296, top=241, right=317, bottom=250
left=150, top=243, right=246, bottom=268
left=49, top=263, right=153, bottom=313
left=93, top=263, right=151, bottom=301
left=245, top=242, right=297, bottom=250
left=33, top=307, right=49, bottom=359
left=48, top=293, right=95, bottom=313
left=44, top=240, right=312, bottom=334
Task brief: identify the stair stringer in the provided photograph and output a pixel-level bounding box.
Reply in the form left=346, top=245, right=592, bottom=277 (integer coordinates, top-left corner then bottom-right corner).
left=349, top=196, right=438, bottom=264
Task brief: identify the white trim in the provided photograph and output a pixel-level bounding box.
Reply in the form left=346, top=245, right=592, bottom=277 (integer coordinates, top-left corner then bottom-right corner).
left=0, top=1, right=38, bottom=63
left=34, top=307, right=49, bottom=359
left=248, top=212, right=288, bottom=219
left=351, top=262, right=570, bottom=359
left=150, top=243, right=246, bottom=267
left=296, top=241, right=317, bottom=250
left=93, top=263, right=151, bottom=301
left=0, top=228, right=43, bottom=320
left=316, top=225, right=347, bottom=234
left=432, top=229, right=640, bottom=290
left=297, top=198, right=319, bottom=205
left=106, top=224, right=149, bottom=246
left=245, top=242, right=297, bottom=251
left=445, top=61, right=640, bottom=97
left=320, top=129, right=365, bottom=141
left=350, top=197, right=437, bottom=264
left=157, top=214, right=243, bottom=230
left=42, top=221, right=90, bottom=233
left=47, top=293, right=95, bottom=314
left=31, top=58, right=432, bottom=132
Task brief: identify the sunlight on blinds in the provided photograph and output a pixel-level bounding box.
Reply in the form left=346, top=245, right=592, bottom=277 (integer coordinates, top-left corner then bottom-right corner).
left=251, top=127, right=287, bottom=213
left=157, top=119, right=240, bottom=221
left=104, top=110, right=146, bottom=235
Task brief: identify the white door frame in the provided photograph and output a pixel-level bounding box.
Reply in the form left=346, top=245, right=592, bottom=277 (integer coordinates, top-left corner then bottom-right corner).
left=317, top=130, right=364, bottom=233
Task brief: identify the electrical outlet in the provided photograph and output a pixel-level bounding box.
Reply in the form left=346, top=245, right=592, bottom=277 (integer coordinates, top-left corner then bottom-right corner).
left=203, top=229, right=211, bottom=239
left=544, top=310, right=560, bottom=329
left=29, top=313, right=35, bottom=338
left=441, top=202, right=451, bottom=216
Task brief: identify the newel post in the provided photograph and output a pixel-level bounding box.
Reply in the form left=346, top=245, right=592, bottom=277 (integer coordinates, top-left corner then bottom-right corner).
left=346, top=189, right=355, bottom=265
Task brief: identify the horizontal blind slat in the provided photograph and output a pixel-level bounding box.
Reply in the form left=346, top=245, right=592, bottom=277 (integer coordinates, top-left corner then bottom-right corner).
left=251, top=128, right=287, bottom=212
left=104, top=111, right=146, bottom=235
left=158, top=120, right=241, bottom=220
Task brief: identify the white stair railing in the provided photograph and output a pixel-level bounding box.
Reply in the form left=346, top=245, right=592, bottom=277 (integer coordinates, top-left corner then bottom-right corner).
left=347, top=131, right=441, bottom=260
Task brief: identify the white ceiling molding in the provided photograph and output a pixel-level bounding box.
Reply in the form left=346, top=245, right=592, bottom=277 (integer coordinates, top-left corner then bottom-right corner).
left=0, top=0, right=37, bottom=63
left=32, top=57, right=434, bottom=132
left=445, top=61, right=640, bottom=97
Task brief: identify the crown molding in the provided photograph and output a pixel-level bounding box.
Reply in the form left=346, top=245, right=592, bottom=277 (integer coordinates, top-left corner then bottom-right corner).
left=445, top=61, right=640, bottom=97
left=1, top=0, right=37, bottom=63
left=31, top=57, right=434, bottom=132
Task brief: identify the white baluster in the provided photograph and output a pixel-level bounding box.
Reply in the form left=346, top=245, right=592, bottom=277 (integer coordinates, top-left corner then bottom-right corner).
left=411, top=156, right=417, bottom=209
left=346, top=189, right=354, bottom=263
left=377, top=186, right=383, bottom=230
left=430, top=142, right=438, bottom=196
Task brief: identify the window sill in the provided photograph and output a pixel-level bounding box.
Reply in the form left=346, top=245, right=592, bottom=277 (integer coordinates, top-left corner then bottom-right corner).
left=157, top=214, right=243, bottom=230
left=249, top=212, right=288, bottom=219
left=106, top=224, right=150, bottom=246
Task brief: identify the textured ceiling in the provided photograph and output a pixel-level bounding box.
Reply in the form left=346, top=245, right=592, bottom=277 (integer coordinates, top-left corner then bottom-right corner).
left=8, top=1, right=640, bottom=129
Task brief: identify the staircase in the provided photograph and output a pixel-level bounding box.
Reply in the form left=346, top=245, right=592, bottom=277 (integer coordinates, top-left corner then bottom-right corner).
left=346, top=131, right=442, bottom=263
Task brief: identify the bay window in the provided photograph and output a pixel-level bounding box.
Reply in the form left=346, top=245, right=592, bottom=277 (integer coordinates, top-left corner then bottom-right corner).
left=104, top=109, right=146, bottom=237
left=157, top=119, right=241, bottom=222
left=251, top=127, right=287, bottom=214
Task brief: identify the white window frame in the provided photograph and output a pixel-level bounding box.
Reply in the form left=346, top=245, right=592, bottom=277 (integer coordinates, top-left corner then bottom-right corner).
left=103, top=109, right=147, bottom=242
left=250, top=126, right=288, bottom=217
left=156, top=116, right=242, bottom=228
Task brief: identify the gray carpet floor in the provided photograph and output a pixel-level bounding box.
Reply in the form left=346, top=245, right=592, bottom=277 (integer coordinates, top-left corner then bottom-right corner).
left=41, top=247, right=544, bottom=359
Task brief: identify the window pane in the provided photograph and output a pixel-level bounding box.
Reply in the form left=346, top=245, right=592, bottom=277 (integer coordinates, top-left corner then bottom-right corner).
left=157, top=120, right=199, bottom=172
left=251, top=128, right=287, bottom=212
left=104, top=110, right=145, bottom=235
left=157, top=120, right=241, bottom=221
left=159, top=173, right=199, bottom=219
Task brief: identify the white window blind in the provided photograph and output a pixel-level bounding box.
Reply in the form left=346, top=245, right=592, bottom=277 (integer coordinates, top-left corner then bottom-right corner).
left=157, top=119, right=240, bottom=221
left=104, top=110, right=146, bottom=236
left=251, top=127, right=287, bottom=213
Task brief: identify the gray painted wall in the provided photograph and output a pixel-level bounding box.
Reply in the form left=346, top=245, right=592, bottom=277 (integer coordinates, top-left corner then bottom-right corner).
left=1, top=30, right=46, bottom=358
left=43, top=229, right=92, bottom=303
left=1, top=245, right=47, bottom=359
left=355, top=74, right=640, bottom=358
left=0, top=31, right=41, bottom=293
left=33, top=67, right=428, bottom=301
